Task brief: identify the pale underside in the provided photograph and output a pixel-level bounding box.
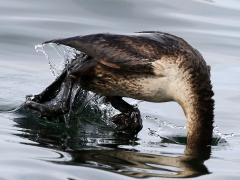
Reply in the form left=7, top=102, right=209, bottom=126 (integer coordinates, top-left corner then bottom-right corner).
left=90, top=55, right=189, bottom=104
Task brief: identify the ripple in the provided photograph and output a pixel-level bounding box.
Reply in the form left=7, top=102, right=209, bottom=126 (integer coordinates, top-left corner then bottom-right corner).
left=1, top=0, right=240, bottom=179
left=195, top=0, right=240, bottom=11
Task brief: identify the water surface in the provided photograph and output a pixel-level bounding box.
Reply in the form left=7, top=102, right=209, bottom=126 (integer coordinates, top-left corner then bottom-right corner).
left=0, top=0, right=240, bottom=179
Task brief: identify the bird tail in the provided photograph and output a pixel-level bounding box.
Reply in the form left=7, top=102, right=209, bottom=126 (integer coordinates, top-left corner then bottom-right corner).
left=43, top=36, right=82, bottom=48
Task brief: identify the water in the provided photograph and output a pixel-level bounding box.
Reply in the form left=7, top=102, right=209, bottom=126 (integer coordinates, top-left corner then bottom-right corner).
left=1, top=0, right=240, bottom=179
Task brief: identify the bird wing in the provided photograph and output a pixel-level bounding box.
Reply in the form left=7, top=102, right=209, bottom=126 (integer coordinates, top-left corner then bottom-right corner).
left=44, top=32, right=175, bottom=75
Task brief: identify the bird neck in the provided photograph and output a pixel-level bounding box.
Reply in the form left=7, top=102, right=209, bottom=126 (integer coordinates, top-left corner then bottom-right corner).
left=183, top=97, right=214, bottom=157
left=175, top=75, right=214, bottom=158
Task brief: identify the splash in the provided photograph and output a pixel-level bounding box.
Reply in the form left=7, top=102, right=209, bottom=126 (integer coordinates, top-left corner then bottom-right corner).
left=35, top=43, right=81, bottom=77
left=145, top=115, right=229, bottom=146
left=34, top=43, right=117, bottom=124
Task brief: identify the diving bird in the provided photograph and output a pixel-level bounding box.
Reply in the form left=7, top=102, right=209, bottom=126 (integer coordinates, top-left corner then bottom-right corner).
left=25, top=31, right=214, bottom=152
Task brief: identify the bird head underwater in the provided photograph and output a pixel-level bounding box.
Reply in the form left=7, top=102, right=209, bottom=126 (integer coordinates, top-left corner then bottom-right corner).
left=24, top=31, right=214, bottom=156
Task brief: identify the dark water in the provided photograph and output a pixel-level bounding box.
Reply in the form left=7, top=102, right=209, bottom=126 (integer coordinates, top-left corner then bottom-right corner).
left=1, top=0, right=240, bottom=179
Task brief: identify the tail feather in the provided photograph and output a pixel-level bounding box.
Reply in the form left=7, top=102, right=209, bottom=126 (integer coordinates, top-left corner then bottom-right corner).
left=43, top=36, right=81, bottom=46
left=43, top=36, right=96, bottom=57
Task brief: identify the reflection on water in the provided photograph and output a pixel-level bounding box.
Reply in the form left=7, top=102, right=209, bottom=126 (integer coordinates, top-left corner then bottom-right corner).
left=12, top=99, right=213, bottom=178
left=64, top=149, right=210, bottom=178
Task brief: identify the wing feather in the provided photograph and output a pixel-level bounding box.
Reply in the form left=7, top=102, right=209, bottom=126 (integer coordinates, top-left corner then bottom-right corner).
left=44, top=32, right=179, bottom=75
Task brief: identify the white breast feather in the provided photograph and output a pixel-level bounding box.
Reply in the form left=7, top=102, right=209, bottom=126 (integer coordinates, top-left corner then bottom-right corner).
left=134, top=57, right=189, bottom=103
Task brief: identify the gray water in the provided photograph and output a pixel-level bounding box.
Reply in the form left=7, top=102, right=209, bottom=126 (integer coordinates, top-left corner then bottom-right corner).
left=1, top=0, right=240, bottom=179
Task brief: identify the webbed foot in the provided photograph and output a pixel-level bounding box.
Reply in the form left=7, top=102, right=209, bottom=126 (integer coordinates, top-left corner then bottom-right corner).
left=24, top=77, right=73, bottom=117
left=112, top=107, right=142, bottom=135
left=24, top=100, right=69, bottom=117
left=24, top=54, right=96, bottom=117
left=106, top=96, right=143, bottom=135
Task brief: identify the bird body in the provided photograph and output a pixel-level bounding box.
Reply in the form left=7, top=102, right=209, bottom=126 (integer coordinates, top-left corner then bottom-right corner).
left=48, top=32, right=211, bottom=104
left=26, top=31, right=214, bottom=154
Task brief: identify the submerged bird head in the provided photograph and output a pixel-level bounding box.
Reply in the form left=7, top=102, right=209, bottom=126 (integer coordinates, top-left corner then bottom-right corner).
left=166, top=54, right=214, bottom=158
